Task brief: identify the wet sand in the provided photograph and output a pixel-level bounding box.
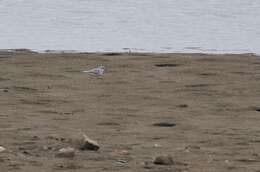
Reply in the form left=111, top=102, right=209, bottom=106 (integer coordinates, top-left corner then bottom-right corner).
left=0, top=51, right=260, bottom=172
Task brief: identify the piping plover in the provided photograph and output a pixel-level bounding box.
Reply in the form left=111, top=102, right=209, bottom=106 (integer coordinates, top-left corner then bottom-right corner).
left=83, top=66, right=105, bottom=76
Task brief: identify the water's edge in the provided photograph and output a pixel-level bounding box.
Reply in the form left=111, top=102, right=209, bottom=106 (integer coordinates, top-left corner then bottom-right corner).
left=0, top=49, right=258, bottom=56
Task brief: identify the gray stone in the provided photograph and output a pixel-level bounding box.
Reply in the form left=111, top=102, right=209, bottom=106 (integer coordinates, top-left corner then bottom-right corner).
left=0, top=146, right=6, bottom=153
left=56, top=147, right=75, bottom=158
left=115, top=159, right=127, bottom=164
left=43, top=146, right=52, bottom=151
left=153, top=155, right=174, bottom=165
left=153, top=122, right=176, bottom=127
left=73, top=133, right=100, bottom=151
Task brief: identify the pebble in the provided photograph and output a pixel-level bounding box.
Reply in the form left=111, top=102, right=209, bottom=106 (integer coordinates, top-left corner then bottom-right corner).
left=22, top=150, right=30, bottom=155
left=255, top=108, right=260, bottom=112
left=113, top=149, right=129, bottom=155
left=153, top=122, right=176, bottom=127
left=74, top=133, right=100, bottom=151
left=0, top=146, right=6, bottom=153
left=115, top=159, right=127, bottom=165
left=116, top=159, right=127, bottom=163
left=154, top=144, right=163, bottom=148
left=178, top=104, right=188, bottom=108
left=54, top=163, right=82, bottom=170
left=32, top=136, right=40, bottom=140
left=43, top=146, right=52, bottom=151
left=56, top=147, right=75, bottom=158
left=153, top=155, right=174, bottom=165
left=184, top=145, right=200, bottom=152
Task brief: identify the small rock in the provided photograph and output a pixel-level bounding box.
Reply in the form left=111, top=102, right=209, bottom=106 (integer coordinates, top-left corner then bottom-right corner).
left=184, top=149, right=190, bottom=153
left=73, top=133, right=100, bottom=151
left=224, top=160, right=230, bottom=163
left=153, top=155, right=174, bottom=165
left=43, top=146, right=52, bottom=151
left=184, top=145, right=200, bottom=152
left=153, top=122, right=176, bottom=127
left=116, top=159, right=127, bottom=163
left=113, top=149, right=129, bottom=155
left=155, top=64, right=180, bottom=67
left=0, top=146, right=6, bottom=153
left=56, top=147, right=75, bottom=158
left=236, top=158, right=259, bottom=162
left=154, top=144, right=162, bottom=148
left=178, top=104, right=188, bottom=108
left=255, top=108, right=260, bottom=112
left=54, top=163, right=82, bottom=170
left=22, top=150, right=30, bottom=155
left=252, top=153, right=259, bottom=157
left=115, top=159, right=127, bottom=165
left=32, top=135, right=40, bottom=140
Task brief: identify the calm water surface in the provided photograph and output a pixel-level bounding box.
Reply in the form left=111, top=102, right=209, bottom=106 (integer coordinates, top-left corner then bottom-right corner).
left=0, top=0, right=259, bottom=53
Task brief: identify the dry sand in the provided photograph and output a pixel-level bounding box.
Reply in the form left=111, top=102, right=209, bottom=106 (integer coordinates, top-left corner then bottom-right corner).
left=0, top=51, right=260, bottom=172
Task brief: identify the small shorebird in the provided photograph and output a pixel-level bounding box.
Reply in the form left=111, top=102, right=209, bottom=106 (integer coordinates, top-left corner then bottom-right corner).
left=83, top=66, right=105, bottom=76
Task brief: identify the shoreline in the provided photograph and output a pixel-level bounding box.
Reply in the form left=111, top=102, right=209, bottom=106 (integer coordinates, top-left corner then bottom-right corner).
left=0, top=49, right=258, bottom=56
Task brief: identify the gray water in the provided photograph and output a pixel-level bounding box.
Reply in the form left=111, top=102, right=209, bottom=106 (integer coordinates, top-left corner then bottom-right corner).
left=0, top=0, right=260, bottom=54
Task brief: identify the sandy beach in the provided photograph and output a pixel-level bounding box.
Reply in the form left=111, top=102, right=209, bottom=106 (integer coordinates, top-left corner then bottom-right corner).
left=0, top=51, right=260, bottom=172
